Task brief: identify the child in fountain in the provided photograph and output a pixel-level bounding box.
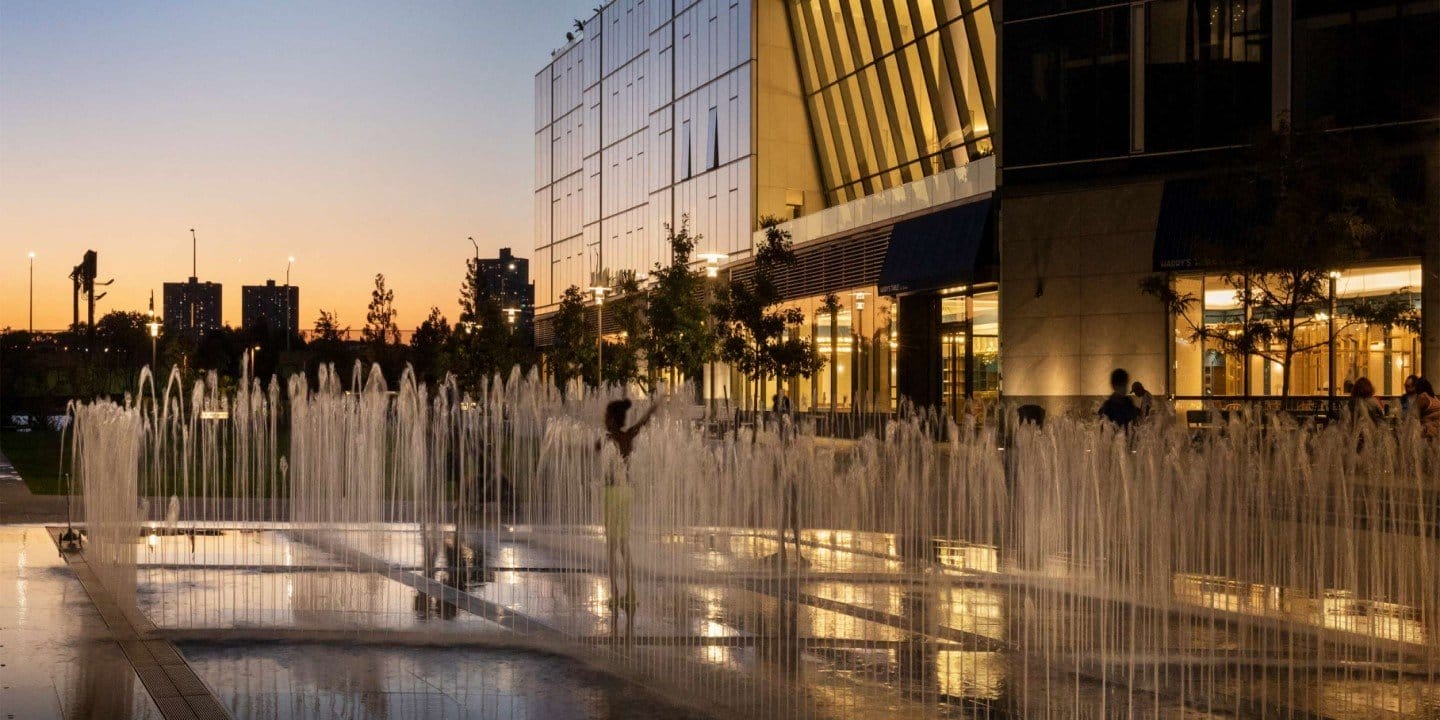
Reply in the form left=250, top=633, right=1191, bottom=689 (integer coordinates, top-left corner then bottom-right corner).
left=598, top=397, right=659, bottom=613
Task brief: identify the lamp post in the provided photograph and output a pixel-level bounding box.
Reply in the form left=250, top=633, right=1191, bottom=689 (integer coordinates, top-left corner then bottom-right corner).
left=698, top=253, right=728, bottom=411
left=28, top=251, right=35, bottom=333
left=590, top=285, right=610, bottom=385
left=1328, top=269, right=1341, bottom=414
left=147, top=317, right=160, bottom=371
left=285, top=256, right=295, bottom=352
left=147, top=290, right=160, bottom=370
left=853, top=291, right=867, bottom=414
left=504, top=307, right=520, bottom=331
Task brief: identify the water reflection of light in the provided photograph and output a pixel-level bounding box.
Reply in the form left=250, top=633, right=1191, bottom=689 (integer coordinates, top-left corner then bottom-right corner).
left=936, top=650, right=1003, bottom=700
left=1173, top=573, right=1427, bottom=645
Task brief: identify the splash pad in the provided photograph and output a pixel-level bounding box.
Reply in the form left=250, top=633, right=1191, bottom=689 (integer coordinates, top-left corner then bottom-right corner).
left=65, top=363, right=1440, bottom=718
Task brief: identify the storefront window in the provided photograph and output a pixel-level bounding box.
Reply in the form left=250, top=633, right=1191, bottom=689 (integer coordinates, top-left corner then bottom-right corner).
left=1170, top=264, right=1422, bottom=402
left=940, top=287, right=1001, bottom=421
left=736, top=286, right=897, bottom=415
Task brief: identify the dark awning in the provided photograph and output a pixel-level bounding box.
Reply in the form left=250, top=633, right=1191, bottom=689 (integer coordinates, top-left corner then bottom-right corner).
left=1154, top=177, right=1264, bottom=272
left=878, top=198, right=992, bottom=295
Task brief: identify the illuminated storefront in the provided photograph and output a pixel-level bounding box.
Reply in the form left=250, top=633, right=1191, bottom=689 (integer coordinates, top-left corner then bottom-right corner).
left=1170, top=263, right=1423, bottom=405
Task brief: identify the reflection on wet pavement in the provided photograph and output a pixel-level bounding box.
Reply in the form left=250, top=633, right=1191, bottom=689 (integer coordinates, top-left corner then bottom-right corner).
left=111, top=524, right=1440, bottom=719
left=0, top=525, right=163, bottom=719
left=180, top=643, right=711, bottom=720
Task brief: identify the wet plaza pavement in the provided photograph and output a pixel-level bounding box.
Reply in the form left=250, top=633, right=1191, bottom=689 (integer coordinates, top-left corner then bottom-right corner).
left=0, top=524, right=164, bottom=719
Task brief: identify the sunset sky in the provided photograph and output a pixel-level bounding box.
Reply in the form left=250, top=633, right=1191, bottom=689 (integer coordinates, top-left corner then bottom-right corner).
left=0, top=1, right=580, bottom=331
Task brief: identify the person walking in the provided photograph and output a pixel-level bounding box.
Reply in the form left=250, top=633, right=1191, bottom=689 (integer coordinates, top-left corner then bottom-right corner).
left=597, top=397, right=659, bottom=614
left=1098, top=368, right=1140, bottom=429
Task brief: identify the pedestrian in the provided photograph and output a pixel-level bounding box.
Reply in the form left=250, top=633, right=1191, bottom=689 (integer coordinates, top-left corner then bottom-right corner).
left=1413, top=378, right=1440, bottom=440
left=1400, top=374, right=1420, bottom=416
left=1098, top=368, right=1140, bottom=429
left=1130, top=381, right=1155, bottom=418
left=596, top=397, right=659, bottom=613
left=771, top=389, right=791, bottom=415
left=1350, top=377, right=1385, bottom=423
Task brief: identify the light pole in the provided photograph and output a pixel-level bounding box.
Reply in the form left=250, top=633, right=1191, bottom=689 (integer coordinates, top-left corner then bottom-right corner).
left=853, top=291, right=867, bottom=414
left=147, top=290, right=159, bottom=370
left=504, top=307, right=520, bottom=330
left=590, top=285, right=610, bottom=385
left=28, top=251, right=35, bottom=333
left=285, top=256, right=295, bottom=352
left=698, top=253, right=728, bottom=412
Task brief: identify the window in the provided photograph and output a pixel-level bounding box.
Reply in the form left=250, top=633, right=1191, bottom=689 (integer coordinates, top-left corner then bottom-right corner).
left=680, top=119, right=692, bottom=179
left=706, top=106, right=718, bottom=170
left=1169, top=265, right=1424, bottom=401
left=1294, top=0, right=1440, bottom=128
left=1145, top=0, right=1270, bottom=151
left=1002, top=7, right=1131, bottom=166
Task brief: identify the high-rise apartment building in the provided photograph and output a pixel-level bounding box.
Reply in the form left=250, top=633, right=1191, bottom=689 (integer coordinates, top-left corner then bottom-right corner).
left=241, top=280, right=300, bottom=339
left=475, top=247, right=535, bottom=331
left=163, top=277, right=223, bottom=339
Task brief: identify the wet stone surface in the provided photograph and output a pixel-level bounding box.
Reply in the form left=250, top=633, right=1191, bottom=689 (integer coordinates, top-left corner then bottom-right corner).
left=0, top=525, right=163, bottom=719
left=178, top=642, right=712, bottom=720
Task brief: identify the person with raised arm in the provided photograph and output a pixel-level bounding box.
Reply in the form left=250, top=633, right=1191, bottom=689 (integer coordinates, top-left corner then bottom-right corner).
left=596, top=395, right=660, bottom=614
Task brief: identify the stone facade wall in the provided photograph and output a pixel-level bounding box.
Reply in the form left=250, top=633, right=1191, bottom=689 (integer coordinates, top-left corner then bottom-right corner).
left=999, top=181, right=1168, bottom=416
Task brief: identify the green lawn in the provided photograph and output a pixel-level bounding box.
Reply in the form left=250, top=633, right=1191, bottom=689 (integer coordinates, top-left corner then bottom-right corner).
left=1, top=430, right=68, bottom=495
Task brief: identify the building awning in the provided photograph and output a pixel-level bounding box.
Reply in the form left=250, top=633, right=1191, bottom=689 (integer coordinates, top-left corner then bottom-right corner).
left=1153, top=178, right=1256, bottom=272
left=878, top=198, right=993, bottom=295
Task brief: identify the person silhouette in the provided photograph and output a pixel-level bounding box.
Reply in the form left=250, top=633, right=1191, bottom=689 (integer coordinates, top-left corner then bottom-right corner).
left=597, top=397, right=658, bottom=614
left=1098, top=368, right=1140, bottom=429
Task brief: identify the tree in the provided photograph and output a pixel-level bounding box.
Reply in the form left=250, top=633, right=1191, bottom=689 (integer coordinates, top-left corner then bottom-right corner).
left=94, top=311, right=152, bottom=368
left=362, top=273, right=401, bottom=346
left=309, top=309, right=353, bottom=383
left=712, top=216, right=825, bottom=413
left=1142, top=122, right=1428, bottom=398
left=410, top=306, right=454, bottom=386
left=547, top=285, right=595, bottom=392
left=646, top=218, right=715, bottom=394
left=602, top=271, right=646, bottom=387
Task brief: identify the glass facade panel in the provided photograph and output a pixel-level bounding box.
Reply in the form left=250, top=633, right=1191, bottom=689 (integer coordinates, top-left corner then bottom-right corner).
left=938, top=288, right=1001, bottom=422
left=787, top=0, right=997, bottom=204
left=1293, top=0, right=1440, bottom=128
left=1003, top=6, right=1131, bottom=166
left=1145, top=0, right=1271, bottom=151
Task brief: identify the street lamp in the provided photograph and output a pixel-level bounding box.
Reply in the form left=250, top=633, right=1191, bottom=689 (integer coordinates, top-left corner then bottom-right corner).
left=698, top=252, right=728, bottom=279
left=697, top=253, right=728, bottom=412
left=146, top=290, right=159, bottom=370
left=286, top=256, right=295, bottom=352
left=504, top=307, right=520, bottom=328
left=853, top=291, right=868, bottom=413
left=590, top=285, right=610, bottom=385
left=27, top=251, right=35, bottom=333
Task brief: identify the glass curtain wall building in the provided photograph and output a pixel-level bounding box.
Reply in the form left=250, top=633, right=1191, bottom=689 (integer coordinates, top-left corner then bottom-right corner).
left=534, top=0, right=999, bottom=418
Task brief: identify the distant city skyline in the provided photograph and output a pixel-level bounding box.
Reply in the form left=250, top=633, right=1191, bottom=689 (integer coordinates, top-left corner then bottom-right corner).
left=0, top=1, right=580, bottom=331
